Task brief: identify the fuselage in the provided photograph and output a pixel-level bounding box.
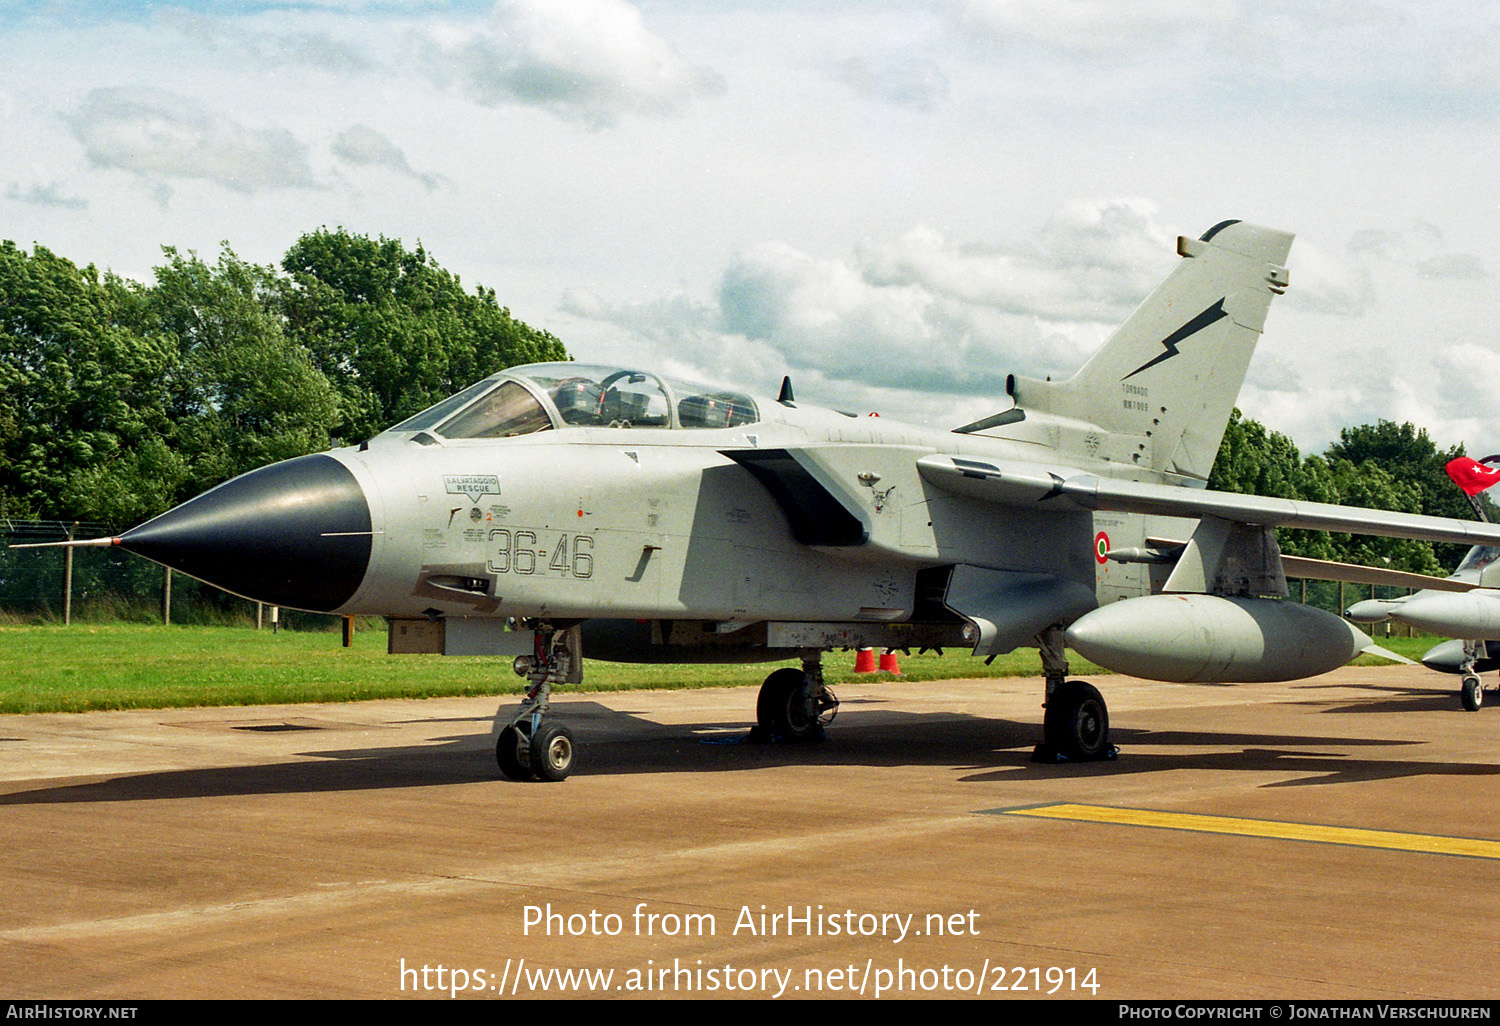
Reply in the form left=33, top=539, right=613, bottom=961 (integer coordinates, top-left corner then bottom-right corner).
left=118, top=361, right=1195, bottom=630
left=314, top=362, right=1192, bottom=624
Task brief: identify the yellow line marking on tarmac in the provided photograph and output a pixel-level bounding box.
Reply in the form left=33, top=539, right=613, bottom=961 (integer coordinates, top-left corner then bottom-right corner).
left=993, top=804, right=1500, bottom=861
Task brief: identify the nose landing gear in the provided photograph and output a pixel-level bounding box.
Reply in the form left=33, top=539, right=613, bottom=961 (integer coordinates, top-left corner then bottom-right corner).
left=496, top=625, right=579, bottom=781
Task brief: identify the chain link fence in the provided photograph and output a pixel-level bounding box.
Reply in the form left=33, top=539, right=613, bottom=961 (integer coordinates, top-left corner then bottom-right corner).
left=1, top=520, right=340, bottom=629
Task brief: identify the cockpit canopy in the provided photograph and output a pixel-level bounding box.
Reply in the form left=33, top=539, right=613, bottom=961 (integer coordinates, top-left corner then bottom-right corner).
left=1456, top=544, right=1500, bottom=579
left=384, top=362, right=760, bottom=441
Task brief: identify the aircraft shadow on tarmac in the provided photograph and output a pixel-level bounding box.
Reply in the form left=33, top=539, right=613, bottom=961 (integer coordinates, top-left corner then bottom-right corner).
left=3, top=697, right=1497, bottom=805
left=1299, top=680, right=1483, bottom=716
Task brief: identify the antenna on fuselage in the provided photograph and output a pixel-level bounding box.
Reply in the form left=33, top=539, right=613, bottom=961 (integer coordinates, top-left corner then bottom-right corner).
left=778, top=377, right=795, bottom=406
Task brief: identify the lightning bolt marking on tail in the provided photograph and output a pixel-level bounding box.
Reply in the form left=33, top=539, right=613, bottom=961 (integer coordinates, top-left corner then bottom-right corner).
left=1121, top=298, right=1228, bottom=381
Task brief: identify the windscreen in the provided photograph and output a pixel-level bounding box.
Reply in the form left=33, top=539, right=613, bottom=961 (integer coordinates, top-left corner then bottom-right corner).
left=387, top=379, right=498, bottom=433
left=437, top=381, right=554, bottom=439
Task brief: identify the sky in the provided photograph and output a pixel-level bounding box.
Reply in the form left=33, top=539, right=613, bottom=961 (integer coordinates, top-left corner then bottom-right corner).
left=2, top=0, right=1497, bottom=454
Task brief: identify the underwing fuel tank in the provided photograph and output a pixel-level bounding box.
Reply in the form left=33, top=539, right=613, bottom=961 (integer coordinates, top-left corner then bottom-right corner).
left=1343, top=598, right=1407, bottom=624
left=1064, top=594, right=1370, bottom=683
left=1386, top=592, right=1500, bottom=639
left=1420, top=638, right=1500, bottom=674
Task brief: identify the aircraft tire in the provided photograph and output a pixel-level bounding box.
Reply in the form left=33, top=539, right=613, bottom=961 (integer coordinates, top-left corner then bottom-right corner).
left=530, top=722, right=576, bottom=782
left=1044, top=680, right=1111, bottom=761
left=496, top=725, right=534, bottom=781
left=1461, top=676, right=1484, bottom=712
left=757, top=667, right=823, bottom=742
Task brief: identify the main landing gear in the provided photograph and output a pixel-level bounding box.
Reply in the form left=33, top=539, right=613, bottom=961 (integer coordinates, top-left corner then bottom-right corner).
left=753, top=655, right=838, bottom=742
left=1034, top=626, right=1116, bottom=762
left=496, top=626, right=577, bottom=781
left=1458, top=641, right=1490, bottom=712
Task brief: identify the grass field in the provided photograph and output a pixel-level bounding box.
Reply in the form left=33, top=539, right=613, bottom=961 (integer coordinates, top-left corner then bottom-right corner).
left=0, top=622, right=1438, bottom=714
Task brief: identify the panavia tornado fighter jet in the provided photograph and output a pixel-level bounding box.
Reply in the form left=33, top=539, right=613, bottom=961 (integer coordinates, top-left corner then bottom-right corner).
left=1346, top=456, right=1500, bottom=711
left=32, top=220, right=1500, bottom=780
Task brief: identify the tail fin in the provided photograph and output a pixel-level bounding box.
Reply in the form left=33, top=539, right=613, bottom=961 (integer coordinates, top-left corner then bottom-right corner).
left=1000, top=220, right=1293, bottom=486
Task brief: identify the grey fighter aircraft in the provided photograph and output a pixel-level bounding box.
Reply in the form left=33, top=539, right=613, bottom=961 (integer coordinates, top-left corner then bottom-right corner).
left=26, top=219, right=1500, bottom=780
left=1346, top=456, right=1500, bottom=710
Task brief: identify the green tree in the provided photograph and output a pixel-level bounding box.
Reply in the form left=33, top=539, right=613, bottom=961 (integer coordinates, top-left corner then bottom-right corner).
left=1326, top=420, right=1471, bottom=566
left=133, top=246, right=339, bottom=499
left=0, top=241, right=179, bottom=522
left=1208, top=408, right=1302, bottom=499
left=278, top=229, right=567, bottom=442
left=1207, top=409, right=1445, bottom=574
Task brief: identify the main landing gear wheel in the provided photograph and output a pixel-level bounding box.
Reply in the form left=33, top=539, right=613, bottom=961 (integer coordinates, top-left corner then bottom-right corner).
left=756, top=667, right=834, bottom=742
left=496, top=725, right=533, bottom=781
left=1461, top=676, right=1484, bottom=712
left=530, top=722, right=575, bottom=782
left=1043, top=680, right=1113, bottom=761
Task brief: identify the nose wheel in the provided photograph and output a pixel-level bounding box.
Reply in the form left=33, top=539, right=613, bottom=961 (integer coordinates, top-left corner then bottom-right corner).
left=496, top=720, right=577, bottom=781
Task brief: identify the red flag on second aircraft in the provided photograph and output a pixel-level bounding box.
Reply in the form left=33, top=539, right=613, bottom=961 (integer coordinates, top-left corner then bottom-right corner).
left=1446, top=457, right=1500, bottom=496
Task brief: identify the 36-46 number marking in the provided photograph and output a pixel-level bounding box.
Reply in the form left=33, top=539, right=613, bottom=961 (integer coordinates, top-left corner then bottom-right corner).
left=487, top=530, right=594, bottom=578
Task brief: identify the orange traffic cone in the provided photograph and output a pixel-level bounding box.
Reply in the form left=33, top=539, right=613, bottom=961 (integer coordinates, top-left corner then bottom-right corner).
left=878, top=649, right=901, bottom=673
left=854, top=648, right=876, bottom=673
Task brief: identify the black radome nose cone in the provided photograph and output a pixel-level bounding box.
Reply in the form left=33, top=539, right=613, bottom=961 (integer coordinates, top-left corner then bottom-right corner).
left=120, top=454, right=372, bottom=612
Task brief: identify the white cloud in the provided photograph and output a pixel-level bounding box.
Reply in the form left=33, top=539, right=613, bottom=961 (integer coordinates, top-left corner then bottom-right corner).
left=858, top=199, right=1175, bottom=320
left=332, top=124, right=437, bottom=189
left=1432, top=343, right=1500, bottom=421
left=6, top=181, right=87, bottom=210
left=1349, top=221, right=1487, bottom=280
left=1279, top=240, right=1374, bottom=317
left=835, top=54, right=950, bottom=110
left=64, top=87, right=318, bottom=201
left=950, top=0, right=1238, bottom=56
left=160, top=11, right=377, bottom=75
left=419, top=0, right=725, bottom=128
left=569, top=200, right=1196, bottom=403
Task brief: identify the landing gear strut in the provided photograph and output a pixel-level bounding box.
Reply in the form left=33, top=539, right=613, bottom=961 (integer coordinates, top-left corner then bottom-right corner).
left=496, top=626, right=578, bottom=781
left=1459, top=641, right=1487, bottom=712
left=754, top=654, right=838, bottom=742
left=1034, top=625, right=1116, bottom=762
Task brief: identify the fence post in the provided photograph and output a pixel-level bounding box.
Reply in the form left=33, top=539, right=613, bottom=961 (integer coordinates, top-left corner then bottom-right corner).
left=63, top=522, right=76, bottom=626
left=163, top=568, right=172, bottom=626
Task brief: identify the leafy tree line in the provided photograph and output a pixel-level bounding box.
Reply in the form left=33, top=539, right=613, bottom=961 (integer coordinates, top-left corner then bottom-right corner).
left=0, top=231, right=567, bottom=526
left=1209, top=409, right=1486, bottom=575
